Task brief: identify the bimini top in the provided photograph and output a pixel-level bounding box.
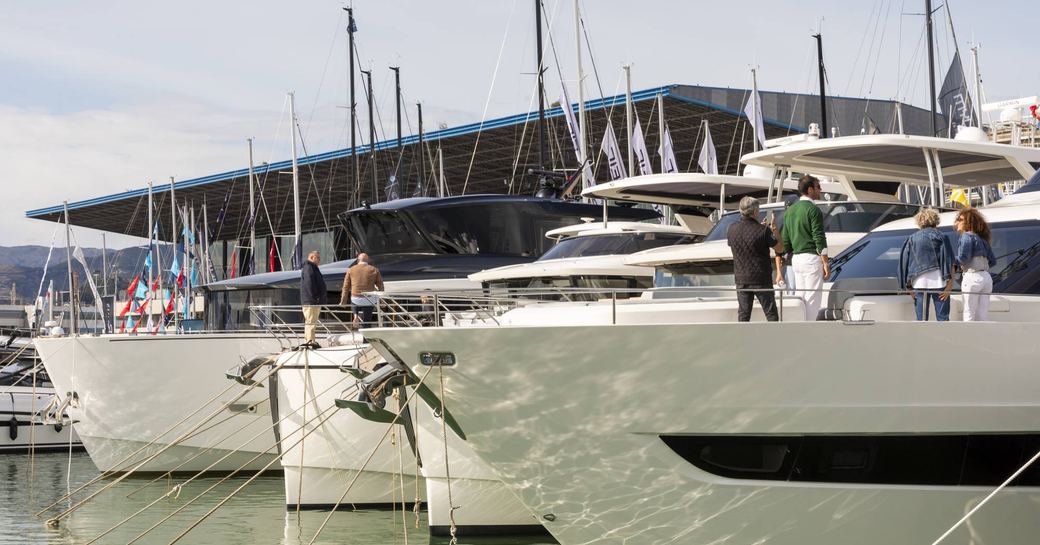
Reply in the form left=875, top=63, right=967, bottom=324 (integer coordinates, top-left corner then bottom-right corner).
left=742, top=134, right=1040, bottom=191
left=581, top=173, right=796, bottom=208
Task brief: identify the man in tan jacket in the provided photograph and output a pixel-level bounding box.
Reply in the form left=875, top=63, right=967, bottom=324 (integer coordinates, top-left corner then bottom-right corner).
left=339, top=253, right=384, bottom=328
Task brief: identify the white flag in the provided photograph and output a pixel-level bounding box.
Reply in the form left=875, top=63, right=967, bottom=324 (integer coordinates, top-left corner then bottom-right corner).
left=698, top=123, right=718, bottom=175
left=658, top=123, right=678, bottom=174
left=72, top=241, right=106, bottom=324
left=743, top=88, right=767, bottom=149
left=600, top=120, right=626, bottom=181
left=630, top=118, right=653, bottom=176
left=559, top=80, right=595, bottom=188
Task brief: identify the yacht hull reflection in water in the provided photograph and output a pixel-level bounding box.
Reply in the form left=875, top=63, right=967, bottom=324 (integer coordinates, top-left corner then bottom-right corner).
left=367, top=320, right=1040, bottom=545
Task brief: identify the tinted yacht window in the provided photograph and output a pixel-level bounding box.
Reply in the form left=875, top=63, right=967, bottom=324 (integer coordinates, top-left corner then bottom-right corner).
left=829, top=220, right=1040, bottom=294
left=538, top=233, right=697, bottom=261
left=704, top=203, right=920, bottom=242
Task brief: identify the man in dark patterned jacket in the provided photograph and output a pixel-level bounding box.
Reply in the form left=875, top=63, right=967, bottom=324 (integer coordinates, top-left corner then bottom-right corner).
left=727, top=196, right=785, bottom=321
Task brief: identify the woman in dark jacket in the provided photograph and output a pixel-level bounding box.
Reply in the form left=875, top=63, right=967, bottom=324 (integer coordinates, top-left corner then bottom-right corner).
left=898, top=208, right=954, bottom=321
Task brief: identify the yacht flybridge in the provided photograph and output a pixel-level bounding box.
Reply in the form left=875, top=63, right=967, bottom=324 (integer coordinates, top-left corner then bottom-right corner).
left=352, top=136, right=1040, bottom=545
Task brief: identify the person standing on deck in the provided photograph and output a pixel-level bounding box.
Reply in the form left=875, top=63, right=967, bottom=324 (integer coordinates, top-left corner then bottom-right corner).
left=339, top=253, right=385, bottom=328
left=728, top=196, right=784, bottom=321
left=781, top=175, right=829, bottom=320
left=299, top=251, right=327, bottom=347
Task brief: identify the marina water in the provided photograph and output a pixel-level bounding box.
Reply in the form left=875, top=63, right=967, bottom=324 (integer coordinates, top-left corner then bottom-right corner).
left=3, top=452, right=554, bottom=545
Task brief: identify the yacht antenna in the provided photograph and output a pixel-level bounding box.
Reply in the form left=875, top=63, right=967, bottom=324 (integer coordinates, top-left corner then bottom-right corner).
left=812, top=32, right=828, bottom=138
left=925, top=0, right=938, bottom=136
left=361, top=69, right=377, bottom=203
left=535, top=0, right=547, bottom=170
left=751, top=67, right=761, bottom=152
left=970, top=44, right=983, bottom=127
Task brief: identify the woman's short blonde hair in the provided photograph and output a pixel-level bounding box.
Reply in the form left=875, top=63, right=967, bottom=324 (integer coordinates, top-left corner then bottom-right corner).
left=915, top=208, right=941, bottom=229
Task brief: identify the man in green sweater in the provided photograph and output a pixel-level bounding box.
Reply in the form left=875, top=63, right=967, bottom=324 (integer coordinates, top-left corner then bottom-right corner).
left=781, top=175, right=829, bottom=320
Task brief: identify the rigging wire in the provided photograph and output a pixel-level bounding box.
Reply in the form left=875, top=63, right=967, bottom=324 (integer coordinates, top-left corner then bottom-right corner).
left=461, top=0, right=521, bottom=195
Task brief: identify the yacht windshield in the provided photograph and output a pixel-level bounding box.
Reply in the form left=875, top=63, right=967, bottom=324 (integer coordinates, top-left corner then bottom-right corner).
left=539, top=232, right=697, bottom=261
left=345, top=210, right=434, bottom=255
left=703, top=202, right=922, bottom=242
left=829, top=220, right=1040, bottom=293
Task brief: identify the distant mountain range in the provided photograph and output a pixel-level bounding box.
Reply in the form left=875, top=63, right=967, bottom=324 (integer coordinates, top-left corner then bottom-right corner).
left=0, top=245, right=170, bottom=304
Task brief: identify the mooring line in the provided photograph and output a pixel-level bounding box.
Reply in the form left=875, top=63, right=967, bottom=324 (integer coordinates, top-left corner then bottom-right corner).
left=306, top=364, right=435, bottom=545
left=88, top=369, right=357, bottom=543
left=159, top=403, right=345, bottom=545
left=40, top=360, right=286, bottom=524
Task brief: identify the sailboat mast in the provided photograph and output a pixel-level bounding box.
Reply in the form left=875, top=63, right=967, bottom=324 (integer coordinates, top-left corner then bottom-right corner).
left=971, top=45, right=983, bottom=126
left=169, top=176, right=178, bottom=329
left=390, top=66, right=402, bottom=148
left=247, top=138, right=256, bottom=275
left=345, top=7, right=359, bottom=206
left=624, top=64, right=634, bottom=177
left=63, top=201, right=77, bottom=334
left=813, top=32, right=828, bottom=138
left=101, top=233, right=107, bottom=298
left=417, top=102, right=424, bottom=195
left=202, top=200, right=210, bottom=284
left=289, top=92, right=302, bottom=269
left=147, top=181, right=154, bottom=302
left=535, top=0, right=547, bottom=169
left=751, top=68, right=760, bottom=152
left=925, top=0, right=938, bottom=136
left=574, top=0, right=588, bottom=191
left=361, top=69, right=377, bottom=202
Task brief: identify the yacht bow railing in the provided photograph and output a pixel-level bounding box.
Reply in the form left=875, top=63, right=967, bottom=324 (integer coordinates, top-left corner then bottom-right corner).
left=248, top=284, right=972, bottom=336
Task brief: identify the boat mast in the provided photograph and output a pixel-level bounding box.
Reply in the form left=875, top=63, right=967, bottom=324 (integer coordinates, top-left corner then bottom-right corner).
left=202, top=199, right=210, bottom=284
left=361, top=68, right=377, bottom=202
left=169, top=176, right=178, bottom=329
left=101, top=232, right=107, bottom=298
left=437, top=146, right=446, bottom=198
left=535, top=0, right=547, bottom=170
left=970, top=44, right=983, bottom=126
left=147, top=181, right=154, bottom=308
left=624, top=64, right=633, bottom=177
left=813, top=32, right=828, bottom=138
left=925, top=0, right=938, bottom=136
left=63, top=200, right=77, bottom=334
left=574, top=0, right=588, bottom=192
left=751, top=68, right=761, bottom=152
left=247, top=138, right=257, bottom=275
left=289, top=91, right=302, bottom=269
left=390, top=66, right=401, bottom=148
left=344, top=7, right=359, bottom=206
left=417, top=102, right=425, bottom=195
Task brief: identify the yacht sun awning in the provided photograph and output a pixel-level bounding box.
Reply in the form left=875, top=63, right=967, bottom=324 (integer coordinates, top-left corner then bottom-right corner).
left=582, top=173, right=796, bottom=207
left=741, top=134, right=1040, bottom=188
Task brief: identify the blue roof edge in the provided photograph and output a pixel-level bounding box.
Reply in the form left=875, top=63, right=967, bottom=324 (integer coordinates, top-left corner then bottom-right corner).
left=25, top=84, right=682, bottom=218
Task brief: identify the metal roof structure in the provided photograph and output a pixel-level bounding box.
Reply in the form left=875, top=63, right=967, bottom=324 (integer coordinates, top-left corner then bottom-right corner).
left=26, top=84, right=940, bottom=241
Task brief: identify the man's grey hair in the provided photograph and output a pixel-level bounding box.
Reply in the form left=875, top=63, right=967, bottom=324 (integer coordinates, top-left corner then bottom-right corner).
left=738, top=196, right=760, bottom=218
left=915, top=207, right=941, bottom=229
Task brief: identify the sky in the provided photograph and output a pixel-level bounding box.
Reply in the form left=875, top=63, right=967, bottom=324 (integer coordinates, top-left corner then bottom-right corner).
left=2, top=0, right=1037, bottom=248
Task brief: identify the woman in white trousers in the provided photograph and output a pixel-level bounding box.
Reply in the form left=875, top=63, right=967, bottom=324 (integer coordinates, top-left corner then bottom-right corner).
left=954, top=208, right=997, bottom=321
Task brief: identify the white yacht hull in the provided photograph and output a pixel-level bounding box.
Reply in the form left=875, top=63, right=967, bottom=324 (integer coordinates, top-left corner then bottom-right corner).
left=274, top=346, right=424, bottom=508
left=367, top=321, right=1040, bottom=545
left=0, top=385, right=81, bottom=452
left=33, top=334, right=285, bottom=473
left=274, top=345, right=545, bottom=535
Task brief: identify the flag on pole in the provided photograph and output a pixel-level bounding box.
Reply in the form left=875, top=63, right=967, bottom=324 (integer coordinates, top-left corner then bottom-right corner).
left=269, top=239, right=277, bottom=272
left=698, top=123, right=719, bottom=175
left=71, top=242, right=105, bottom=324
left=743, top=88, right=767, bottom=149
left=950, top=188, right=970, bottom=207
left=229, top=251, right=238, bottom=279
left=558, top=80, right=595, bottom=186
left=630, top=118, right=653, bottom=176
left=600, top=120, right=626, bottom=181
left=658, top=124, right=678, bottom=174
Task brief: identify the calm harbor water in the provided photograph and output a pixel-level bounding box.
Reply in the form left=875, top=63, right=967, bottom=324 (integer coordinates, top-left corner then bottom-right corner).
left=3, top=452, right=554, bottom=545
